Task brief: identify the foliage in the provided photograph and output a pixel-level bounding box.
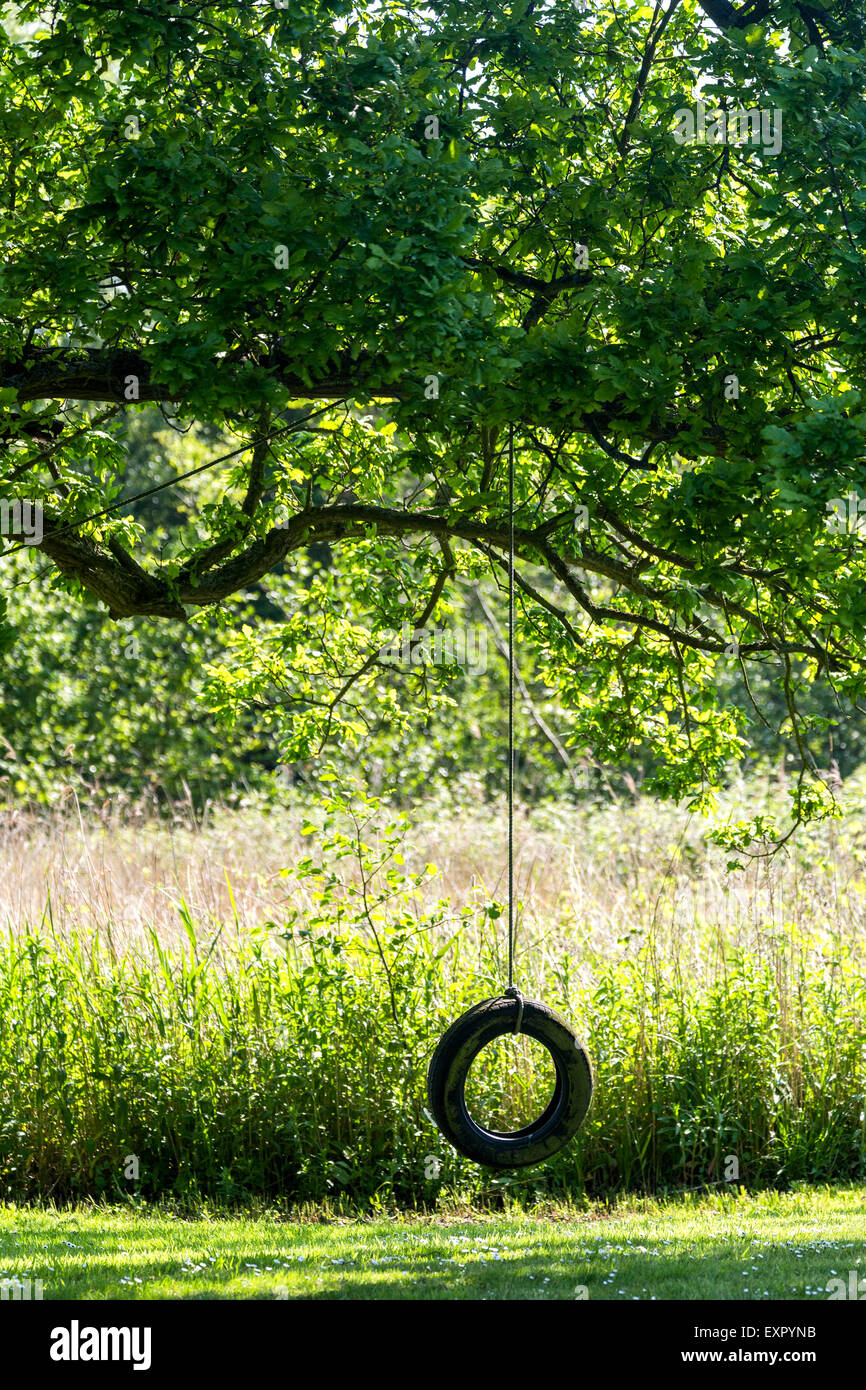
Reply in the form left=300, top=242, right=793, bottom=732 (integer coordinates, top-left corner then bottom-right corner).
left=0, top=3, right=865, bottom=846
left=4, top=532, right=864, bottom=806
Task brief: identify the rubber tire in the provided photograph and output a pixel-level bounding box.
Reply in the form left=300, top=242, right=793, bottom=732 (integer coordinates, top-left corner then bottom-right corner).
left=426, top=995, right=593, bottom=1168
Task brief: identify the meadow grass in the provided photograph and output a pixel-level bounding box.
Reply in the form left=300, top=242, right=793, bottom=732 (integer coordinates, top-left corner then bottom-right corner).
left=0, top=1185, right=863, bottom=1300
left=2, top=768, right=866, bottom=960
left=0, top=777, right=865, bottom=1205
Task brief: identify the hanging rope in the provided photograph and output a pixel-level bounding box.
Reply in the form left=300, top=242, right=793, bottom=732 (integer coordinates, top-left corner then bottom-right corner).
left=508, top=423, right=515, bottom=990
left=426, top=420, right=594, bottom=1164
left=505, top=423, right=524, bottom=1033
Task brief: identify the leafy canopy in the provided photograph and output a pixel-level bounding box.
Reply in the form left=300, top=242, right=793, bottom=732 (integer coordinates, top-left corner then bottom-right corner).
left=1, top=0, right=866, bottom=842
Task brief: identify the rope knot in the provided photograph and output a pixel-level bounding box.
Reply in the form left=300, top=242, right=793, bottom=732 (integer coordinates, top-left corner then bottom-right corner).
left=504, top=985, right=524, bottom=1035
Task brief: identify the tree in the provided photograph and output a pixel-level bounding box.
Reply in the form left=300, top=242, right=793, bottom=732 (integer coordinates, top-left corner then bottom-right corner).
left=1, top=0, right=865, bottom=843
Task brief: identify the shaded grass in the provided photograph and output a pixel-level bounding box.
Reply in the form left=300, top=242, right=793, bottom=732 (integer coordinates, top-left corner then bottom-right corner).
left=0, top=1185, right=863, bottom=1300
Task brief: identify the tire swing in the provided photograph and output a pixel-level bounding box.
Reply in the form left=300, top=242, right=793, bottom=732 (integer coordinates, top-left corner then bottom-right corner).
left=426, top=427, right=594, bottom=1169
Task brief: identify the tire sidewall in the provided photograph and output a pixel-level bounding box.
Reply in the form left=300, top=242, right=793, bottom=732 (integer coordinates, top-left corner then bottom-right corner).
left=427, top=996, right=593, bottom=1168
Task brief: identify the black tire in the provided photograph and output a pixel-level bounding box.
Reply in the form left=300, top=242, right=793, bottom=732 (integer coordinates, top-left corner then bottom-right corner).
left=426, top=995, right=593, bottom=1168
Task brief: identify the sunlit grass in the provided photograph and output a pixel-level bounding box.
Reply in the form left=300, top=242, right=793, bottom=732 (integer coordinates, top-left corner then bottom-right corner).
left=3, top=771, right=866, bottom=966
left=0, top=1185, right=863, bottom=1300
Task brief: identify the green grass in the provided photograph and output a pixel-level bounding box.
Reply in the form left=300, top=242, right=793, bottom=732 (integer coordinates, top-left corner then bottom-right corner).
left=1, top=1185, right=864, bottom=1300
left=2, top=787, right=866, bottom=1207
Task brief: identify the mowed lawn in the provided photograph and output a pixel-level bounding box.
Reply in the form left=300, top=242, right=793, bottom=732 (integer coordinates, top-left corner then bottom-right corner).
left=0, top=1186, right=864, bottom=1301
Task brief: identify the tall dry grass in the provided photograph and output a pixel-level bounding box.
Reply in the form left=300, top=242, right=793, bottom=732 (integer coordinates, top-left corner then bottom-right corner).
left=1, top=772, right=864, bottom=973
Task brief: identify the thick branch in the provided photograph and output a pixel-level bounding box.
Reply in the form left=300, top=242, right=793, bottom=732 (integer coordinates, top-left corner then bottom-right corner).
left=23, top=501, right=836, bottom=669
left=1, top=347, right=403, bottom=407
